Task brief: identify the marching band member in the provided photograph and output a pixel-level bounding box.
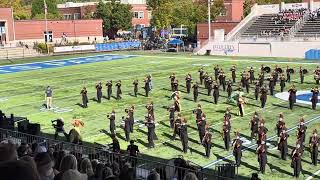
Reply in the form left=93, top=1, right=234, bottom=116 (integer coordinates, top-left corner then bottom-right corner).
left=254, top=81, right=260, bottom=101
left=291, top=143, right=302, bottom=177
left=168, top=105, right=175, bottom=129
left=179, top=118, right=189, bottom=153
left=238, top=95, right=246, bottom=117
left=268, top=75, right=275, bottom=96
left=202, top=125, right=212, bottom=158
left=128, top=106, right=135, bottom=133
left=169, top=73, right=176, bottom=91
left=222, top=121, right=231, bottom=151
left=309, top=129, right=319, bottom=166
left=107, top=110, right=116, bottom=134
left=172, top=113, right=182, bottom=140
left=288, top=85, right=297, bottom=110
left=279, top=73, right=286, bottom=93
left=145, top=114, right=156, bottom=148
left=230, top=65, right=236, bottom=83
left=206, top=76, right=213, bottom=96
left=257, top=141, right=267, bottom=174
left=106, top=80, right=112, bottom=100
left=276, top=113, right=286, bottom=137
left=257, top=119, right=268, bottom=145
left=299, top=66, right=304, bottom=84
left=185, top=73, right=192, bottom=94
left=260, top=85, right=268, bottom=109
left=132, top=79, right=139, bottom=97
left=249, top=67, right=255, bottom=84
left=192, top=82, right=199, bottom=102
left=213, top=81, right=219, bottom=104
left=311, top=86, right=319, bottom=110
left=198, top=67, right=205, bottom=85
left=286, top=65, right=291, bottom=82
left=278, top=128, right=289, bottom=160
left=218, top=71, right=226, bottom=91
left=173, top=91, right=181, bottom=112
left=144, top=77, right=150, bottom=97
left=116, top=80, right=122, bottom=100
left=297, top=117, right=307, bottom=145
left=45, top=86, right=53, bottom=110
left=250, top=112, right=259, bottom=139
left=214, top=65, right=220, bottom=81
left=96, top=82, right=103, bottom=103
left=227, top=80, right=233, bottom=99
left=233, top=131, right=243, bottom=167
left=80, top=87, right=88, bottom=108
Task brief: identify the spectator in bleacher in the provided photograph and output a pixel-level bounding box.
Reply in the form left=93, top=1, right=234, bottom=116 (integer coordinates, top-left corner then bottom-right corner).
left=62, top=169, right=87, bottom=180
left=93, top=162, right=105, bottom=180
left=119, top=162, right=134, bottom=180
left=0, top=160, right=40, bottom=180
left=54, top=154, right=78, bottom=180
left=111, top=161, right=120, bottom=177
left=0, top=142, right=17, bottom=161
left=183, top=172, right=198, bottom=180
left=17, top=143, right=30, bottom=157
left=20, top=155, right=39, bottom=174
left=53, top=150, right=66, bottom=171
left=147, top=168, right=160, bottom=180
left=79, top=158, right=94, bottom=180
left=34, top=152, right=55, bottom=180
left=104, top=166, right=114, bottom=179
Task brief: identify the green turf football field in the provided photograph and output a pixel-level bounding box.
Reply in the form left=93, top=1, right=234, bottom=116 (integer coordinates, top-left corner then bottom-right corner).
left=0, top=52, right=320, bottom=180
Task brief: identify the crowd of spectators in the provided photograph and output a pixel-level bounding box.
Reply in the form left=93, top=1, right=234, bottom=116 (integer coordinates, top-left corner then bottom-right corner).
left=309, top=8, right=320, bottom=21
left=272, top=8, right=308, bottom=24
left=260, top=27, right=290, bottom=37
left=0, top=140, right=200, bottom=180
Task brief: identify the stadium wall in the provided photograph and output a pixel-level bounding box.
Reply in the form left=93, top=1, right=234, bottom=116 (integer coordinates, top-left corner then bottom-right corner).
left=197, top=41, right=320, bottom=58
left=14, top=19, right=103, bottom=43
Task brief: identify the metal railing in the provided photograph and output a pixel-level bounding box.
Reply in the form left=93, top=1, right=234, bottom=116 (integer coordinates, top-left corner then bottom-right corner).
left=288, top=12, right=310, bottom=39
left=0, top=128, right=238, bottom=180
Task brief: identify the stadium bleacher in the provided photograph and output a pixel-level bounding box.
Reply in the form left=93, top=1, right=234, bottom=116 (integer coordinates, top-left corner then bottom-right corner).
left=295, top=10, right=320, bottom=38
left=241, top=13, right=299, bottom=39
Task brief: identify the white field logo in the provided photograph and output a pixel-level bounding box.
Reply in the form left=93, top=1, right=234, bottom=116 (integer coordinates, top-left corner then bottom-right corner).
left=40, top=106, right=73, bottom=114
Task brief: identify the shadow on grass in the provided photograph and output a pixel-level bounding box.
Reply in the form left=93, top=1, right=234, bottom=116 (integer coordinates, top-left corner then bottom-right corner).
left=163, top=142, right=182, bottom=152
left=136, top=138, right=149, bottom=148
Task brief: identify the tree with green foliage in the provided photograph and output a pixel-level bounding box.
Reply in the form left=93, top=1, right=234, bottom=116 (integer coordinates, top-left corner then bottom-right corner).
left=147, top=0, right=225, bottom=39
left=31, top=0, right=60, bottom=19
left=95, top=0, right=132, bottom=39
left=0, top=0, right=30, bottom=20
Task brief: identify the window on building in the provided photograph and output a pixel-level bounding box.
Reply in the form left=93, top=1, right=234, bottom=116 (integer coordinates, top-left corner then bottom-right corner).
left=63, top=14, right=72, bottom=20
left=44, top=31, right=53, bottom=43
left=134, top=11, right=139, bottom=19
left=138, top=11, right=144, bottom=19
left=74, top=13, right=81, bottom=20
left=148, top=11, right=152, bottom=19
left=219, top=7, right=227, bottom=16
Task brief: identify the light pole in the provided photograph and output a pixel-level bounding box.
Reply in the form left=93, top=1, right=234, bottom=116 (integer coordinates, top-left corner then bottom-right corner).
left=44, top=0, right=49, bottom=54
left=208, top=0, right=212, bottom=41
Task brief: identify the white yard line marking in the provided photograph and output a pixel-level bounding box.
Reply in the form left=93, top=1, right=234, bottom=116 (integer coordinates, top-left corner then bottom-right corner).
left=203, top=115, right=320, bottom=168
left=306, top=169, right=320, bottom=180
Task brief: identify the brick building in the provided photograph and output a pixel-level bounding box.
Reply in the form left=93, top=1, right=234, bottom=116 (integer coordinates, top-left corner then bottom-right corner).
left=57, top=1, right=151, bottom=30
left=0, top=8, right=103, bottom=46
left=197, top=0, right=244, bottom=46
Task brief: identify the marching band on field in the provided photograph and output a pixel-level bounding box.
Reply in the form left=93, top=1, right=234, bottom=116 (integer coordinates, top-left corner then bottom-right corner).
left=69, top=64, right=320, bottom=177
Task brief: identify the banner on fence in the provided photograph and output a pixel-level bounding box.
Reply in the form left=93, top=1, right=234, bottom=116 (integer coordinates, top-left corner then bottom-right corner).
left=95, top=41, right=141, bottom=51
left=54, top=45, right=95, bottom=53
